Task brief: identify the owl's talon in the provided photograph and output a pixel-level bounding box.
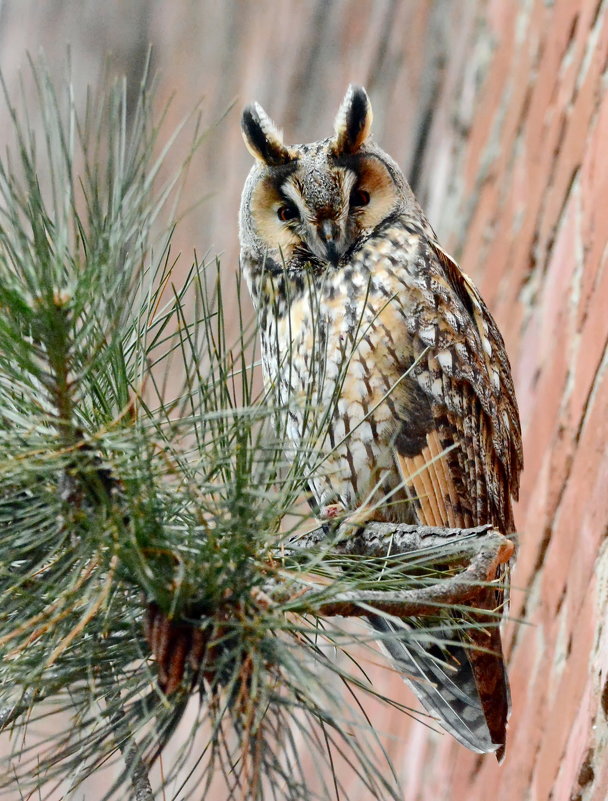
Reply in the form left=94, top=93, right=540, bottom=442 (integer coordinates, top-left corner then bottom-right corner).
left=319, top=503, right=345, bottom=520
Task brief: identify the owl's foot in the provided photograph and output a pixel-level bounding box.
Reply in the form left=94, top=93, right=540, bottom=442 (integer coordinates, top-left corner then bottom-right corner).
left=319, top=503, right=345, bottom=520
left=319, top=503, right=379, bottom=529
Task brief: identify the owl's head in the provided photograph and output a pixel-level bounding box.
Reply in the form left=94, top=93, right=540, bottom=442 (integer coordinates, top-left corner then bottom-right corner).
left=239, top=85, right=413, bottom=271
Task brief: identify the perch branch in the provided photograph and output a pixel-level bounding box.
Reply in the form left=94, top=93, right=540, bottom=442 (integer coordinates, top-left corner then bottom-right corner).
left=145, top=523, right=515, bottom=693
left=275, top=522, right=514, bottom=618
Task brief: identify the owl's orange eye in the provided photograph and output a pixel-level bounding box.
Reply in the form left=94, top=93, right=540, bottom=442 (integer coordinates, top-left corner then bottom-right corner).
left=350, top=188, right=370, bottom=207
left=277, top=203, right=299, bottom=222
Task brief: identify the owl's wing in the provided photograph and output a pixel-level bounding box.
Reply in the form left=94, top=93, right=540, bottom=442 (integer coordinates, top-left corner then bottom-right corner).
left=388, top=238, right=522, bottom=758
left=369, top=614, right=501, bottom=754
left=395, top=239, right=522, bottom=534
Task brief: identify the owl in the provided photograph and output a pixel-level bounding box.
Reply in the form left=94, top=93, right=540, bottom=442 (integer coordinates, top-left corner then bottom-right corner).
left=239, top=85, right=523, bottom=759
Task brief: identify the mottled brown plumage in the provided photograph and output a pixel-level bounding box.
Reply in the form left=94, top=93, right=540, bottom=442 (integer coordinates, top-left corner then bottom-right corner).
left=239, top=85, right=523, bottom=757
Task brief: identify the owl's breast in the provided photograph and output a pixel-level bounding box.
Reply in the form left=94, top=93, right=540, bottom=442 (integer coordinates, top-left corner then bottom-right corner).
left=261, top=251, right=427, bottom=521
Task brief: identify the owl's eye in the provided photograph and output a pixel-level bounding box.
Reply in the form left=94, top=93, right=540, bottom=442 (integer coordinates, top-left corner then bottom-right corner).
left=277, top=203, right=299, bottom=222
left=350, top=188, right=370, bottom=207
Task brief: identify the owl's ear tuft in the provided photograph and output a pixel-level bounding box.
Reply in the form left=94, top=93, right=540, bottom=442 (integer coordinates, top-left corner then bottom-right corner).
left=332, top=85, right=373, bottom=155
left=241, top=102, right=294, bottom=166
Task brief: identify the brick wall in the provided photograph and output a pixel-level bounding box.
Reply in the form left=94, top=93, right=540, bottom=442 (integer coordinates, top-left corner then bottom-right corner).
left=0, top=1, right=607, bottom=799
left=415, top=2, right=608, bottom=800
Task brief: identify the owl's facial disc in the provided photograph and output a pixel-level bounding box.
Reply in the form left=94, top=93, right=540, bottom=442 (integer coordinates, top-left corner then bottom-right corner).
left=248, top=151, right=400, bottom=268
left=280, top=155, right=400, bottom=266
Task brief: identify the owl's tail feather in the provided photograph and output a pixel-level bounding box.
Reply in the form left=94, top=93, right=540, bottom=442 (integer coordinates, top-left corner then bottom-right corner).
left=368, top=615, right=508, bottom=759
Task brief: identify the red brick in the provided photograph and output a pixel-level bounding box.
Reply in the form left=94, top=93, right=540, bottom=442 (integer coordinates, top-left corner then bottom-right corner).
left=533, top=588, right=597, bottom=800
left=462, top=3, right=519, bottom=189
left=405, top=3, right=608, bottom=798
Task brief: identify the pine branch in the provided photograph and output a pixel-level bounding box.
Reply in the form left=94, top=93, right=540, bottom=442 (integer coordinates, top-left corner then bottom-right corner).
left=279, top=522, right=514, bottom=618
left=107, top=693, right=155, bottom=801
left=146, top=521, right=513, bottom=700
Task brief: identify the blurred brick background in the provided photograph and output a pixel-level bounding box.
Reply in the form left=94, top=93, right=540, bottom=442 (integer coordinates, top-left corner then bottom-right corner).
left=1, top=1, right=607, bottom=799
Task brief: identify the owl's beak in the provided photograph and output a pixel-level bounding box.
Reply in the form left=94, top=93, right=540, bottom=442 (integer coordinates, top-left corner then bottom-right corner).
left=317, top=219, right=344, bottom=266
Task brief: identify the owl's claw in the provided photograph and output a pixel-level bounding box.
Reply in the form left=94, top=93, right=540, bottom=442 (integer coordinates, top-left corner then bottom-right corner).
left=319, top=503, right=377, bottom=529
left=319, top=503, right=345, bottom=520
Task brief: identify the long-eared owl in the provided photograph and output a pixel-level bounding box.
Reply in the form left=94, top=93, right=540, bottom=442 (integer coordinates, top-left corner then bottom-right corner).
left=239, top=85, right=523, bottom=759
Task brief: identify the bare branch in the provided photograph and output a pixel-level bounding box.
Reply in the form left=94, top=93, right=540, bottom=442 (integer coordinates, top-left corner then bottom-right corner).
left=107, top=692, right=154, bottom=801
left=0, top=690, right=35, bottom=730
left=276, top=522, right=514, bottom=619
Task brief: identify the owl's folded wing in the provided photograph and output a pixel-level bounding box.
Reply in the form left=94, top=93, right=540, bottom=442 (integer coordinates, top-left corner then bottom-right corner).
left=389, top=237, right=522, bottom=757
left=395, top=238, right=522, bottom=535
